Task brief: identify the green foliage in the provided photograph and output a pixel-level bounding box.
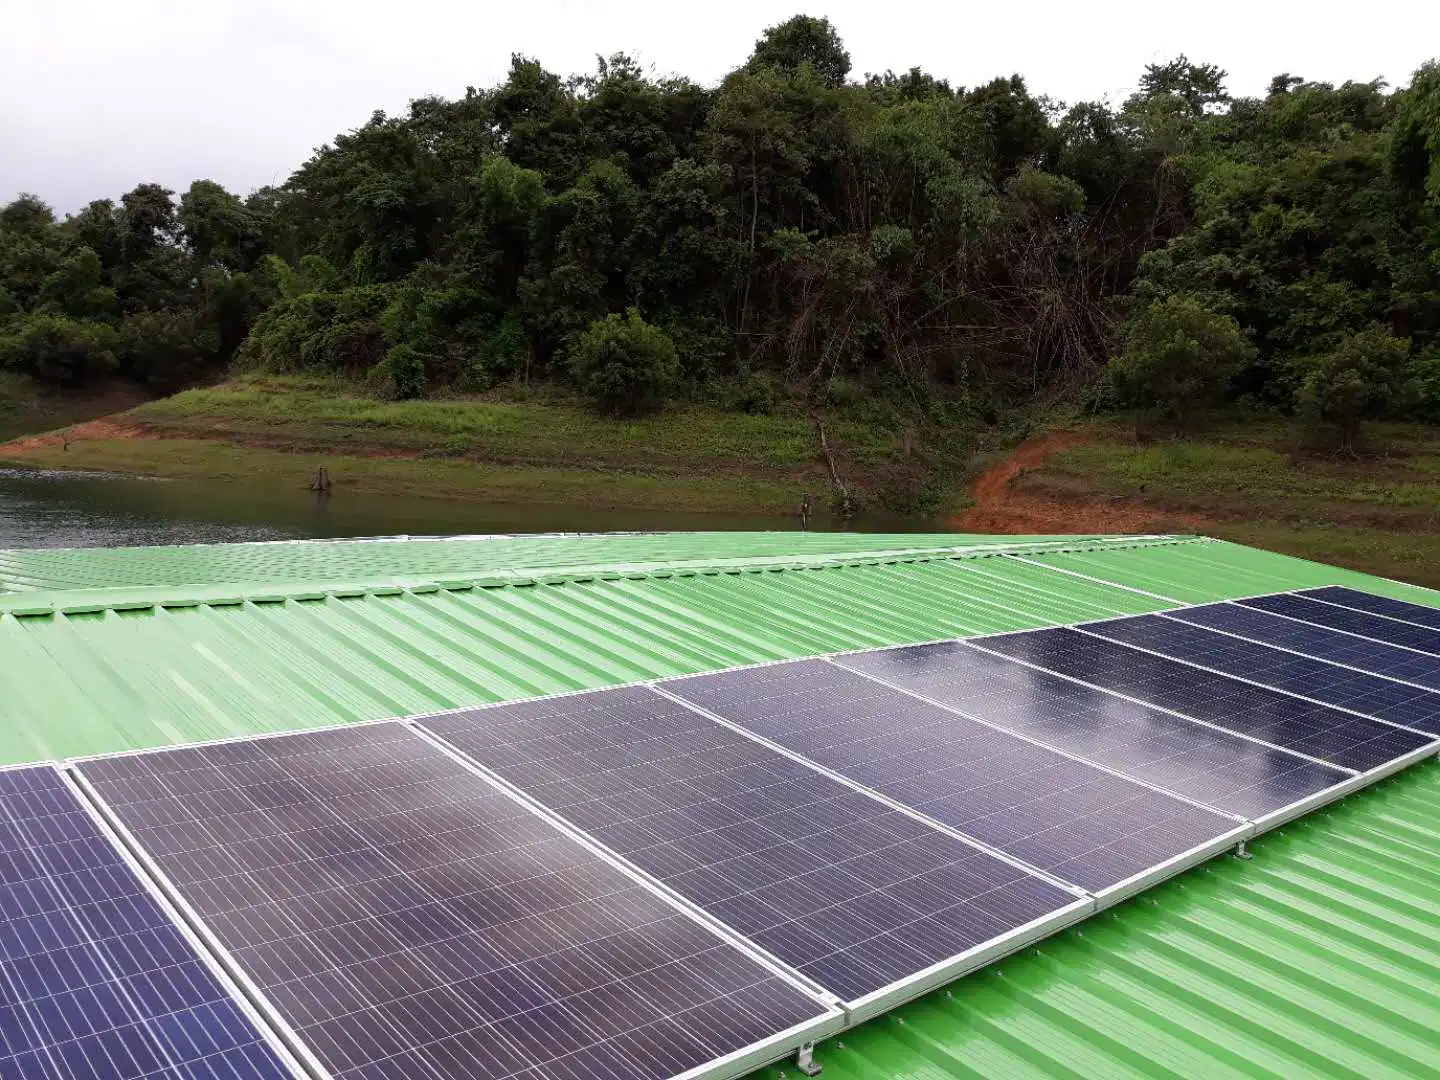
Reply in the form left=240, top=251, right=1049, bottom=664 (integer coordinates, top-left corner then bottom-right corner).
left=1409, top=345, right=1440, bottom=422
left=567, top=309, right=679, bottom=415
left=372, top=343, right=429, bottom=400
left=746, top=15, right=851, bottom=88
left=2, top=23, right=1438, bottom=442
left=1294, top=326, right=1412, bottom=449
left=0, top=313, right=119, bottom=384
left=1109, top=296, right=1256, bottom=424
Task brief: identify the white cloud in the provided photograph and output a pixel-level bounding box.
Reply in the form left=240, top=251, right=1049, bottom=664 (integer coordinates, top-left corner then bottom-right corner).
left=3, top=0, right=1436, bottom=213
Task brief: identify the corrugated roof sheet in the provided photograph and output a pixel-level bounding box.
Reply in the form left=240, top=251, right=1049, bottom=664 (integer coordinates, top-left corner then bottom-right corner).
left=1, top=529, right=1436, bottom=1080
left=0, top=530, right=1139, bottom=591
left=0, top=543, right=1180, bottom=764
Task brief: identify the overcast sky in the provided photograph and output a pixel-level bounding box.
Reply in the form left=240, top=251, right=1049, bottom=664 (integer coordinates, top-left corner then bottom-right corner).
left=4, top=1, right=1437, bottom=214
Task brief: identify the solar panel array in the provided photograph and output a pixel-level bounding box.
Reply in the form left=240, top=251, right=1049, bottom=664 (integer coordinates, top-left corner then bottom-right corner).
left=421, top=686, right=1080, bottom=1004
left=834, top=641, right=1350, bottom=817
left=1085, top=615, right=1440, bottom=736
left=0, top=765, right=295, bottom=1080
left=1170, top=601, right=1440, bottom=690
left=14, top=582, right=1438, bottom=1080
left=662, top=661, right=1240, bottom=894
left=77, top=726, right=834, bottom=1080
left=976, top=628, right=1432, bottom=772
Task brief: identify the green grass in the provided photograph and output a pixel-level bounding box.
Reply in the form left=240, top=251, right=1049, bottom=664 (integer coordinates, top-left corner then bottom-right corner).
left=1048, top=439, right=1440, bottom=509
left=1029, top=419, right=1440, bottom=588
left=133, top=376, right=902, bottom=474
left=0, top=374, right=146, bottom=441
left=3, top=438, right=801, bottom=513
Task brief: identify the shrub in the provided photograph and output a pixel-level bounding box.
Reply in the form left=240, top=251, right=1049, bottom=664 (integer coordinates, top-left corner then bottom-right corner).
left=1294, top=326, right=1412, bottom=451
left=1108, top=295, right=1255, bottom=427
left=1406, top=346, right=1440, bottom=424
left=116, top=310, right=219, bottom=387
left=567, top=309, right=679, bottom=416
left=0, top=313, right=118, bottom=385
left=371, top=344, right=428, bottom=400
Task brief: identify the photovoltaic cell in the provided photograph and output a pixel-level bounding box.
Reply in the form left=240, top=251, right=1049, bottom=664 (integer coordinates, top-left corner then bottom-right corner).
left=77, top=726, right=831, bottom=1080
left=1298, top=586, right=1440, bottom=630
left=977, top=628, right=1432, bottom=772
left=421, top=686, right=1078, bottom=1004
left=1089, top=615, right=1440, bottom=736
left=664, top=661, right=1238, bottom=894
left=835, top=641, right=1348, bottom=817
left=0, top=765, right=295, bottom=1080
left=1238, top=594, right=1440, bottom=656
left=1168, top=603, right=1440, bottom=691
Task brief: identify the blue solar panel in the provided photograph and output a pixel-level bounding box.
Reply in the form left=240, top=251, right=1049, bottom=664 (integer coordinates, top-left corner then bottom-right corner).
left=1299, top=586, right=1440, bottom=630
left=0, top=765, right=295, bottom=1080
left=1089, top=615, right=1440, bottom=736
left=79, top=726, right=834, bottom=1080
left=665, top=661, right=1239, bottom=894
left=422, top=686, right=1079, bottom=1004
left=1168, top=603, right=1440, bottom=692
left=1239, top=594, right=1440, bottom=656
left=976, top=629, right=1433, bottom=773
left=836, top=641, right=1349, bottom=817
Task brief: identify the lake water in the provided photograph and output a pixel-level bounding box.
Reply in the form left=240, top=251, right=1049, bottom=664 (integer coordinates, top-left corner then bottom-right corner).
left=0, top=467, right=929, bottom=548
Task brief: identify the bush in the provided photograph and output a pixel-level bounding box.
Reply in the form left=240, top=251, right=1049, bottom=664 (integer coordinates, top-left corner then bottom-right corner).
left=1108, top=295, right=1255, bottom=427
left=0, top=313, right=118, bottom=385
left=116, top=310, right=219, bottom=387
left=1407, top=346, right=1440, bottom=424
left=1294, top=326, right=1412, bottom=451
left=567, top=309, right=679, bottom=416
left=371, top=344, right=428, bottom=400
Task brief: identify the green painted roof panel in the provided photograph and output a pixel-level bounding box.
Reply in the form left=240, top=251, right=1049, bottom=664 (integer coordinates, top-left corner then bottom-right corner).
left=0, top=530, right=1136, bottom=591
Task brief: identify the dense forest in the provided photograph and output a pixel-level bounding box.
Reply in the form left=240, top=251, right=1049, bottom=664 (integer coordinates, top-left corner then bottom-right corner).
left=2, top=15, right=1438, bottom=445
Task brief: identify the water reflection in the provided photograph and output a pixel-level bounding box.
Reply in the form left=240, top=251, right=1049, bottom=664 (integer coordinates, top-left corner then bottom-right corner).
left=0, top=467, right=934, bottom=549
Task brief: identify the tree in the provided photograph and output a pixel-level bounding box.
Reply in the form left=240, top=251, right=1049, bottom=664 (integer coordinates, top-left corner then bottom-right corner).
left=568, top=309, right=679, bottom=415
left=179, top=180, right=263, bottom=270
left=0, top=195, right=55, bottom=236
left=1295, top=326, right=1411, bottom=451
left=1109, top=296, right=1255, bottom=426
left=1134, top=56, right=1230, bottom=115
left=746, top=16, right=851, bottom=88
left=0, top=314, right=119, bottom=385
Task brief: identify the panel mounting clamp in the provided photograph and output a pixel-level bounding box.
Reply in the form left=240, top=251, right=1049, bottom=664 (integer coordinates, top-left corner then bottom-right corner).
left=796, top=1042, right=822, bottom=1076
left=1234, top=840, right=1253, bottom=860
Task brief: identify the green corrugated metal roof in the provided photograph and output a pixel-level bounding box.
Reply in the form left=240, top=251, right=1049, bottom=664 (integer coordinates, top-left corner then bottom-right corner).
left=0, top=543, right=1179, bottom=763
left=1, top=530, right=1436, bottom=1080
left=0, top=530, right=1135, bottom=591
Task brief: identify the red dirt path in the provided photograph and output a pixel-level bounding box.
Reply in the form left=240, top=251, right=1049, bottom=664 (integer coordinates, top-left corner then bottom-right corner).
left=951, top=431, right=1206, bottom=535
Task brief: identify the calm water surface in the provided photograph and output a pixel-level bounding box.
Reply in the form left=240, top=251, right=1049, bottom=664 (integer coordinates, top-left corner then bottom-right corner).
left=0, top=468, right=930, bottom=548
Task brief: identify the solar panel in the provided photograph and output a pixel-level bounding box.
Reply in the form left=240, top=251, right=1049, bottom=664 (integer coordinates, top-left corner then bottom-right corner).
left=1298, top=586, right=1440, bottom=630
left=1088, top=615, right=1440, bottom=736
left=420, top=686, right=1084, bottom=1011
left=663, top=660, right=1241, bottom=896
left=0, top=764, right=298, bottom=1080
left=834, top=641, right=1349, bottom=817
left=76, top=725, right=837, bottom=1080
left=977, top=628, right=1433, bottom=772
left=1168, top=603, right=1440, bottom=691
left=1239, top=594, right=1440, bottom=656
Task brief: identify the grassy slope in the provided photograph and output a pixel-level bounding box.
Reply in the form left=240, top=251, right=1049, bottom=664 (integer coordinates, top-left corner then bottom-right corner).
left=0, top=374, right=150, bottom=441
left=0, top=376, right=933, bottom=515
left=1028, top=418, right=1440, bottom=586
